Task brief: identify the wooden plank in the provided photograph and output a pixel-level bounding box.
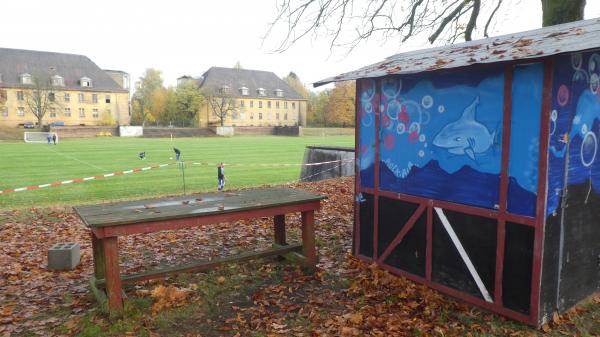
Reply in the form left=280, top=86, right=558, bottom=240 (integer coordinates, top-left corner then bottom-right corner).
left=301, top=211, right=317, bottom=270
left=89, top=276, right=108, bottom=313
left=91, top=232, right=105, bottom=280
left=97, top=201, right=322, bottom=238
left=102, top=237, right=123, bottom=317
left=274, top=214, right=286, bottom=245
left=95, top=243, right=304, bottom=287
left=75, top=187, right=325, bottom=228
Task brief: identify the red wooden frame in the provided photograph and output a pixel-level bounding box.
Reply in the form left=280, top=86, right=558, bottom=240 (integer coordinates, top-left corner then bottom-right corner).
left=353, top=59, right=554, bottom=326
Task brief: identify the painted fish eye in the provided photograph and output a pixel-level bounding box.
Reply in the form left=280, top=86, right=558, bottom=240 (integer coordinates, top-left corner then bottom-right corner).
left=454, top=137, right=462, bottom=142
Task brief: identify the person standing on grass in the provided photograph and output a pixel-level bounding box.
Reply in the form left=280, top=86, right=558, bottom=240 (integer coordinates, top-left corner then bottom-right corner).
left=52, top=134, right=57, bottom=145
left=217, top=162, right=225, bottom=191
left=47, top=135, right=51, bottom=144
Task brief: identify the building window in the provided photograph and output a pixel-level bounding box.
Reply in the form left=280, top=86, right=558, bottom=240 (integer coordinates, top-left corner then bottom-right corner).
left=239, top=87, right=249, bottom=96
left=64, top=93, right=70, bottom=102
left=284, top=113, right=288, bottom=120
left=257, top=88, right=266, bottom=96
left=105, top=95, right=111, bottom=103
left=49, top=93, right=55, bottom=102
left=259, top=113, right=263, bottom=120
left=92, top=94, right=98, bottom=103
left=276, top=113, right=280, bottom=120
left=258, top=101, right=262, bottom=108
left=267, top=101, right=271, bottom=108
left=250, top=101, right=254, bottom=108
left=250, top=113, right=254, bottom=119
left=292, top=102, right=296, bottom=109
left=276, top=101, right=280, bottom=109
left=220, top=85, right=230, bottom=94
left=17, top=91, right=24, bottom=101
left=240, top=100, right=245, bottom=108
left=17, top=107, right=25, bottom=116
left=64, top=108, right=71, bottom=117
left=20, top=73, right=32, bottom=85
left=51, top=75, right=64, bottom=87
left=78, top=93, right=84, bottom=103
left=79, top=108, right=85, bottom=117
left=1, top=107, right=7, bottom=117
left=92, top=109, right=99, bottom=118
left=49, top=108, right=57, bottom=118
left=275, top=89, right=283, bottom=97
left=80, top=77, right=92, bottom=87
left=284, top=101, right=288, bottom=109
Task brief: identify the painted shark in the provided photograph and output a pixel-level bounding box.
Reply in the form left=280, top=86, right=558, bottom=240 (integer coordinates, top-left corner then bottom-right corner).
left=432, top=96, right=496, bottom=160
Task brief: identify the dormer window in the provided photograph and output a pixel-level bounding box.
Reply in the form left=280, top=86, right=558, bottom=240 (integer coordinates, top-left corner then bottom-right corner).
left=20, top=73, right=32, bottom=85
left=80, top=76, right=92, bottom=87
left=51, top=75, right=64, bottom=87
left=239, top=86, right=249, bottom=96
left=220, top=85, right=230, bottom=94
left=257, top=88, right=266, bottom=96
left=274, top=89, right=283, bottom=97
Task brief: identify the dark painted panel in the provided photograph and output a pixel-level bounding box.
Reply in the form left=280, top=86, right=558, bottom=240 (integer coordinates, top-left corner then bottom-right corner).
left=539, top=212, right=561, bottom=322
left=383, top=212, right=427, bottom=277
left=503, top=222, right=534, bottom=315
left=377, top=197, right=420, bottom=257
left=359, top=193, right=375, bottom=258
left=432, top=209, right=497, bottom=300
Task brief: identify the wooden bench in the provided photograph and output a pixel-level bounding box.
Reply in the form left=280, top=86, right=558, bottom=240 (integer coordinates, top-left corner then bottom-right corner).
left=74, top=187, right=325, bottom=317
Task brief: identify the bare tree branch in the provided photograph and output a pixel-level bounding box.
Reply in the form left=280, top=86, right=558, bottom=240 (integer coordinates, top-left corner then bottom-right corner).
left=484, top=0, right=503, bottom=37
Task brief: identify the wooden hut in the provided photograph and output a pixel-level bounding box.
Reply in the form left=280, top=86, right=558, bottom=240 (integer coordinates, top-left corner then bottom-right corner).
left=315, top=18, right=600, bottom=326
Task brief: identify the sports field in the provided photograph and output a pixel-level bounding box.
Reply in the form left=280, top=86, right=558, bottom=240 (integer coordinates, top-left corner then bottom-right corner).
left=0, top=135, right=354, bottom=209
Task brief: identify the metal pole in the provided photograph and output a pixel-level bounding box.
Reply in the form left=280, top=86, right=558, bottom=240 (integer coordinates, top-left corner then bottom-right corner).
left=179, top=161, right=186, bottom=195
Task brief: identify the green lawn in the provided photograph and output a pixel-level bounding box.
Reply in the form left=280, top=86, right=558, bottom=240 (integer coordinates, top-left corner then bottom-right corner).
left=0, top=136, right=354, bottom=209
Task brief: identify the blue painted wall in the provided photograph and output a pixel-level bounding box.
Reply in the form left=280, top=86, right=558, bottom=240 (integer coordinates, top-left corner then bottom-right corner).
left=547, top=52, right=600, bottom=216
left=358, top=79, right=377, bottom=188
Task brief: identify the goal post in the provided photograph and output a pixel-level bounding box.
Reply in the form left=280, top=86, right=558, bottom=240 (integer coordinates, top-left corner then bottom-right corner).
left=24, top=132, right=59, bottom=144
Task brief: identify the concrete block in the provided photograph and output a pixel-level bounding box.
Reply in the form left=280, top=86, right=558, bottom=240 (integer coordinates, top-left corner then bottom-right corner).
left=48, top=242, right=80, bottom=270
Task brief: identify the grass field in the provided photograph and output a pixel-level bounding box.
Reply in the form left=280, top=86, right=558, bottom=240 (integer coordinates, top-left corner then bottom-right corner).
left=0, top=135, right=354, bottom=209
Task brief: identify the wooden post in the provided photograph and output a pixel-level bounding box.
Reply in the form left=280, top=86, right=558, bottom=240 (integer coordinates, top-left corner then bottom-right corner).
left=91, top=231, right=106, bottom=280
left=301, top=211, right=316, bottom=270
left=102, top=237, right=123, bottom=317
left=274, top=214, right=286, bottom=245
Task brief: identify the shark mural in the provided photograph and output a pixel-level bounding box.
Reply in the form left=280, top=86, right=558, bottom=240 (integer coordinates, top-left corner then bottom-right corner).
left=432, top=97, right=497, bottom=161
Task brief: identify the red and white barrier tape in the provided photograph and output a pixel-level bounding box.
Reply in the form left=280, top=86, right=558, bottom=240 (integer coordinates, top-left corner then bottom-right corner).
left=0, top=158, right=354, bottom=195
left=0, top=164, right=171, bottom=194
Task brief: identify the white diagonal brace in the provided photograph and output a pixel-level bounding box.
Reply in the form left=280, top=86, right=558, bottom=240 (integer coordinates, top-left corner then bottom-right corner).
left=434, top=207, right=493, bottom=303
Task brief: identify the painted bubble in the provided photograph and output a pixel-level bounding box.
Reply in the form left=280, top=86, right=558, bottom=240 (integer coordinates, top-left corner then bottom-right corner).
left=421, top=95, right=433, bottom=109
left=360, top=80, right=376, bottom=101
left=409, top=122, right=420, bottom=135
left=557, top=84, right=569, bottom=107
left=419, top=134, right=426, bottom=142
left=551, top=110, right=558, bottom=122
left=382, top=78, right=402, bottom=98
left=588, top=53, right=600, bottom=73
left=418, top=150, right=425, bottom=157
left=382, top=114, right=393, bottom=129
left=582, top=123, right=588, bottom=135
left=581, top=131, right=597, bottom=167
left=408, top=131, right=419, bottom=143
left=438, top=105, right=445, bottom=113
left=396, top=123, right=406, bottom=135
left=590, top=73, right=599, bottom=94
left=387, top=99, right=401, bottom=120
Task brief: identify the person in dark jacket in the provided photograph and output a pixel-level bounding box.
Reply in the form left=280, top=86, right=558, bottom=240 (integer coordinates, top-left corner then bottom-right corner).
left=217, top=162, right=225, bottom=191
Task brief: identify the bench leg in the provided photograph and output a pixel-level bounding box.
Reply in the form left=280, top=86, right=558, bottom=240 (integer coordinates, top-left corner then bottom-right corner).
left=91, top=231, right=106, bottom=280
left=301, top=211, right=316, bottom=270
left=102, top=237, right=123, bottom=317
left=274, top=214, right=287, bottom=245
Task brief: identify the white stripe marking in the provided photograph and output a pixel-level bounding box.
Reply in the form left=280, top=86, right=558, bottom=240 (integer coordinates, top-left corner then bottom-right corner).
left=14, top=187, right=27, bottom=192
left=61, top=180, right=74, bottom=184
left=104, top=173, right=115, bottom=177
left=38, top=184, right=51, bottom=188
left=434, top=207, right=493, bottom=303
left=123, top=170, right=133, bottom=174
left=83, top=177, right=95, bottom=181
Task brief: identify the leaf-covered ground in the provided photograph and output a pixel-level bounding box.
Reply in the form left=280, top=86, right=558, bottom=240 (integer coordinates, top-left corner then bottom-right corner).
left=1, top=177, right=600, bottom=336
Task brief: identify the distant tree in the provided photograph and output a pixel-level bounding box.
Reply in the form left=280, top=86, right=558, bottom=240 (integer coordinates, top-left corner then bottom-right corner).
left=283, top=72, right=310, bottom=98
left=327, top=81, right=355, bottom=127
left=266, top=0, right=587, bottom=53
left=22, top=74, right=61, bottom=128
left=132, top=68, right=164, bottom=126
left=203, top=87, right=238, bottom=127
left=175, top=82, right=204, bottom=126
left=233, top=61, right=243, bottom=70
left=309, top=90, right=331, bottom=127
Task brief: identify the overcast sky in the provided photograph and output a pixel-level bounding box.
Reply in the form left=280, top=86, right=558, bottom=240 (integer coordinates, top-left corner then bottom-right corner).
left=2, top=1, right=599, bottom=90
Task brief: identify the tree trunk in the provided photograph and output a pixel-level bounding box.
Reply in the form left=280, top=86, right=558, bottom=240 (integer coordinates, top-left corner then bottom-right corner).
left=541, top=0, right=585, bottom=27
left=37, top=115, right=43, bottom=129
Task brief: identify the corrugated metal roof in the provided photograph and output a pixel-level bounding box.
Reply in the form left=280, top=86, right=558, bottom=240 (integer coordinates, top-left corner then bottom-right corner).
left=314, top=18, right=600, bottom=87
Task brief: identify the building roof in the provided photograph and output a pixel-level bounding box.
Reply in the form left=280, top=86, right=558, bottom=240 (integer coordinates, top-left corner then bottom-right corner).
left=0, top=48, right=128, bottom=92
left=103, top=69, right=129, bottom=75
left=315, top=18, right=600, bottom=87
left=199, top=67, right=305, bottom=100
